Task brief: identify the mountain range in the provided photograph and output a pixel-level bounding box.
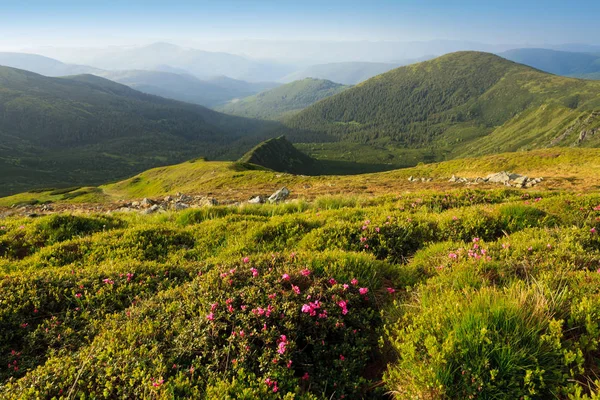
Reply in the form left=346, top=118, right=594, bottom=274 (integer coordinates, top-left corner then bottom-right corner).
left=500, top=48, right=600, bottom=78
left=91, top=70, right=279, bottom=107
left=30, top=42, right=296, bottom=82
left=284, top=52, right=600, bottom=165
left=2, top=50, right=600, bottom=196
left=0, top=66, right=280, bottom=196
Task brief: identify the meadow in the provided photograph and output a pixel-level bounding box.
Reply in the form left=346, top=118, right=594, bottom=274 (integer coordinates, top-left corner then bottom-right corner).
left=1, top=182, right=600, bottom=398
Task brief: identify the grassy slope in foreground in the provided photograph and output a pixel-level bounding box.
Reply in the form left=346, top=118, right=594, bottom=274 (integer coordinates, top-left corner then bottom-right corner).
left=285, top=52, right=600, bottom=165
left=216, top=78, right=349, bottom=120
left=2, top=147, right=600, bottom=207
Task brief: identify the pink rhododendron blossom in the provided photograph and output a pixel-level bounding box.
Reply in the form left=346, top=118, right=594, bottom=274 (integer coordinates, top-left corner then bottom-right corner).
left=250, top=267, right=259, bottom=277
left=282, top=273, right=291, bottom=281
left=386, top=288, right=396, bottom=294
left=338, top=300, right=348, bottom=315
left=359, top=287, right=369, bottom=295
left=206, top=313, right=214, bottom=321
left=292, top=285, right=301, bottom=294
left=300, top=268, right=311, bottom=276
left=243, top=257, right=250, bottom=263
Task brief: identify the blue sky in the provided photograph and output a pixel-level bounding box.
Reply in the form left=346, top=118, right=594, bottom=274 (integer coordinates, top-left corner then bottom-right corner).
left=1, top=0, right=599, bottom=48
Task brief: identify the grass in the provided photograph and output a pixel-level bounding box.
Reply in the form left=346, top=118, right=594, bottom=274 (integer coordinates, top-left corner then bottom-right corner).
left=1, top=185, right=600, bottom=398
left=2, top=146, right=600, bottom=208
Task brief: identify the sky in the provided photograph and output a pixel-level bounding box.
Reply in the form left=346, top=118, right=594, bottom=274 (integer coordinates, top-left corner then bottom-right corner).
left=1, top=0, right=599, bottom=51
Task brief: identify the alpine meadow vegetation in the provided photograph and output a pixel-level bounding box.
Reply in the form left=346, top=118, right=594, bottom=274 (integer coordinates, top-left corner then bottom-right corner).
left=2, top=184, right=600, bottom=399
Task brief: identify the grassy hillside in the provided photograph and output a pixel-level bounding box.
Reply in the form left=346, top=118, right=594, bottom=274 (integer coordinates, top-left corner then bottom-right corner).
left=217, top=78, right=349, bottom=119
left=286, top=52, right=600, bottom=165
left=3, top=147, right=599, bottom=208
left=0, top=66, right=282, bottom=196
left=281, top=62, right=402, bottom=85
left=93, top=70, right=279, bottom=107
left=2, top=168, right=600, bottom=397
left=500, top=48, right=600, bottom=77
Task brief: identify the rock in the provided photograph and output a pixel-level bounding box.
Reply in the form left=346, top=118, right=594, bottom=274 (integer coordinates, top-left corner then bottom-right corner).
left=426, top=178, right=433, bottom=182
left=177, top=194, right=193, bottom=203
left=248, top=196, right=265, bottom=204
left=268, top=187, right=290, bottom=203
left=131, top=201, right=140, bottom=207
left=164, top=195, right=173, bottom=202
left=140, top=198, right=155, bottom=207
left=202, top=197, right=219, bottom=207
left=449, top=175, right=457, bottom=182
left=172, top=202, right=189, bottom=211
left=408, top=176, right=414, bottom=182
left=512, top=175, right=528, bottom=187
left=141, top=204, right=159, bottom=215
left=475, top=177, right=485, bottom=184
left=485, top=171, right=512, bottom=184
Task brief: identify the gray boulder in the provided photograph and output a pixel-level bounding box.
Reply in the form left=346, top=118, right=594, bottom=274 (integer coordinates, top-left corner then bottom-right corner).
left=268, top=187, right=290, bottom=203
left=248, top=196, right=265, bottom=204
left=485, top=171, right=512, bottom=184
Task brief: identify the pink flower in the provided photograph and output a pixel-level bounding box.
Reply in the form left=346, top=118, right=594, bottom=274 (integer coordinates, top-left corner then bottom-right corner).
left=318, top=310, right=328, bottom=319
left=472, top=237, right=480, bottom=243
left=343, top=283, right=349, bottom=290
left=291, top=285, right=301, bottom=294
left=206, top=312, right=214, bottom=321
left=351, top=278, right=358, bottom=286
left=287, top=360, right=293, bottom=368
left=102, top=278, right=114, bottom=285
left=339, top=354, right=345, bottom=361
left=277, top=335, right=288, bottom=354
left=359, top=287, right=369, bottom=295
left=360, top=237, right=367, bottom=242
left=329, top=278, right=337, bottom=285
left=301, top=301, right=321, bottom=316
left=375, top=227, right=380, bottom=233
left=272, top=386, right=279, bottom=393
left=250, top=267, right=259, bottom=277
left=302, top=372, right=310, bottom=381
left=211, top=303, right=218, bottom=311
left=448, top=253, right=458, bottom=259
left=282, top=273, right=291, bottom=281
left=268, top=293, right=277, bottom=299
left=386, top=288, right=396, bottom=294
left=243, top=257, right=250, bottom=263
left=75, top=293, right=82, bottom=298
left=300, top=268, right=311, bottom=277
left=338, top=300, right=348, bottom=315
left=592, top=227, right=597, bottom=234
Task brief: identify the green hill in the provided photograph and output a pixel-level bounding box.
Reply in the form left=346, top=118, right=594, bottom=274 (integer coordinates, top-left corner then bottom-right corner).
left=217, top=78, right=349, bottom=120
left=500, top=48, right=600, bottom=77
left=285, top=51, right=600, bottom=165
left=238, top=136, right=320, bottom=174
left=0, top=66, right=281, bottom=196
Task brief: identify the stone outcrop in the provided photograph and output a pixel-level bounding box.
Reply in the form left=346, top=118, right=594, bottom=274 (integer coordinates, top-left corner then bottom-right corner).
left=448, top=171, right=543, bottom=188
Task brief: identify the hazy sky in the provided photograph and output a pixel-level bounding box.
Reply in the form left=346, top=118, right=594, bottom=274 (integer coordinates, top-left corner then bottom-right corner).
left=1, top=0, right=599, bottom=51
